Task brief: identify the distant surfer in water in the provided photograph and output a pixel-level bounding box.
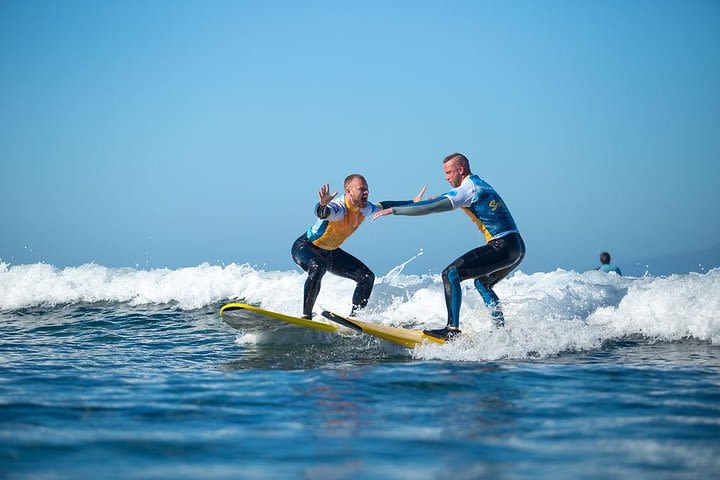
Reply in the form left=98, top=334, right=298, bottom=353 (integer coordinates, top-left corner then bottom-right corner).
left=595, top=252, right=622, bottom=275
left=292, top=174, right=425, bottom=319
left=373, top=153, right=525, bottom=340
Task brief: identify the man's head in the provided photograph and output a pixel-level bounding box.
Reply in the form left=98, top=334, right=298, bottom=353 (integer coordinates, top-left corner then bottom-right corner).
left=344, top=174, right=369, bottom=208
left=600, top=252, right=611, bottom=265
left=443, top=153, right=472, bottom=188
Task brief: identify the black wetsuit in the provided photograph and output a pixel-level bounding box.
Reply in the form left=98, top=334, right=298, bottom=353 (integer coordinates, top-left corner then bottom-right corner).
left=292, top=196, right=411, bottom=318
left=291, top=235, right=374, bottom=318
left=442, top=232, right=525, bottom=327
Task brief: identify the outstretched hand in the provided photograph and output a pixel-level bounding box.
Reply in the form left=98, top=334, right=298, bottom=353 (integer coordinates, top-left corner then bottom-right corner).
left=412, top=185, right=427, bottom=203
left=372, top=208, right=393, bottom=221
left=373, top=185, right=426, bottom=221
left=318, top=183, right=338, bottom=206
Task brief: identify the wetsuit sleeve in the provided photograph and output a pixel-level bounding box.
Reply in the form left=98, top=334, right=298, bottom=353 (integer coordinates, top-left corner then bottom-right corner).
left=442, top=183, right=474, bottom=209
left=315, top=200, right=344, bottom=220
left=315, top=203, right=331, bottom=219
left=376, top=200, right=412, bottom=209
left=390, top=197, right=454, bottom=216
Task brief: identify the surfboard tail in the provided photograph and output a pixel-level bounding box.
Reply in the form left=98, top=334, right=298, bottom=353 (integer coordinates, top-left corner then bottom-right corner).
left=221, top=303, right=338, bottom=332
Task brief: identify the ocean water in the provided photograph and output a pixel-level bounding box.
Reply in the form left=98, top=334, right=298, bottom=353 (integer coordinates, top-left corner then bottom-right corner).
left=1, top=261, right=719, bottom=479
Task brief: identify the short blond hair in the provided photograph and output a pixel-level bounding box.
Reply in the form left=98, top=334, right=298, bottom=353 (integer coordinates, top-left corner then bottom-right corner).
left=344, top=174, right=366, bottom=188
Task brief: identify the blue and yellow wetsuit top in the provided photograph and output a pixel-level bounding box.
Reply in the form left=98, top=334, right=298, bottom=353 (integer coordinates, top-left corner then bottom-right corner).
left=444, top=175, right=519, bottom=242
left=306, top=196, right=389, bottom=250
left=391, top=174, right=519, bottom=242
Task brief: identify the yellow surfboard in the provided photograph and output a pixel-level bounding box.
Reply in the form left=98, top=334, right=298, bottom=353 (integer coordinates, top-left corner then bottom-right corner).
left=321, top=311, right=446, bottom=348
left=220, top=303, right=338, bottom=332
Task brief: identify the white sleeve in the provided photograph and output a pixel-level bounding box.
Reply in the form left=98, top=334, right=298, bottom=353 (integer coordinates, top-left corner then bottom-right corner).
left=322, top=198, right=346, bottom=221
left=442, top=182, right=474, bottom=209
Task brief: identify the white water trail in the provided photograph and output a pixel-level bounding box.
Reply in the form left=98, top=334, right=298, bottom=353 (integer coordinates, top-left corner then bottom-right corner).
left=2, top=260, right=718, bottom=361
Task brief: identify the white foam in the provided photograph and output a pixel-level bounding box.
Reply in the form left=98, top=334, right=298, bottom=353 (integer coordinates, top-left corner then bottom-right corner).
left=1, top=260, right=718, bottom=360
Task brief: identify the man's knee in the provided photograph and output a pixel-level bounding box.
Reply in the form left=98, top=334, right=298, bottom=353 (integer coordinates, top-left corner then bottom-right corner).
left=442, top=265, right=460, bottom=284
left=474, top=279, right=498, bottom=305
left=358, top=270, right=374, bottom=287
left=307, top=262, right=326, bottom=280
left=473, top=277, right=489, bottom=291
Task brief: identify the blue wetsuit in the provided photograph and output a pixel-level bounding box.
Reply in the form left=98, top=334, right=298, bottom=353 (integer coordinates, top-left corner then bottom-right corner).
left=391, top=174, right=525, bottom=329
left=598, top=264, right=622, bottom=275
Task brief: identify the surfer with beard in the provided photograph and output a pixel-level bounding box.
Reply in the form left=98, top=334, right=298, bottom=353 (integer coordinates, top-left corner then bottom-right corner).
left=292, top=174, right=425, bottom=319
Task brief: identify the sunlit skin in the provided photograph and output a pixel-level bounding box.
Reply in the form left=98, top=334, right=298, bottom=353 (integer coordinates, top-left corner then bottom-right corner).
left=443, top=156, right=470, bottom=188
left=318, top=183, right=336, bottom=206
left=345, top=177, right=370, bottom=208
left=317, top=178, right=368, bottom=208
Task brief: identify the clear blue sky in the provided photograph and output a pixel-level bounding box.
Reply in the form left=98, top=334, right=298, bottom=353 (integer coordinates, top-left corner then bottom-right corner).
left=1, top=0, right=719, bottom=275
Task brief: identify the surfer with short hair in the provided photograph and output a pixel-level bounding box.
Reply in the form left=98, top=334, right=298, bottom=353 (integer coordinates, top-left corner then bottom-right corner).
left=373, top=153, right=525, bottom=340
left=292, top=175, right=425, bottom=319
left=596, top=252, right=621, bottom=275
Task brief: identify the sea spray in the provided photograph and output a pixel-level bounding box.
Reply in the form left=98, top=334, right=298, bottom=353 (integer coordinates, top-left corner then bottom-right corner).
left=1, top=261, right=718, bottom=360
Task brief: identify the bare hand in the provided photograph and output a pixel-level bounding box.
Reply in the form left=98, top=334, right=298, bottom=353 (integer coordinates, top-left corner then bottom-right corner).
left=372, top=208, right=393, bottom=221
left=412, top=185, right=427, bottom=203
left=318, top=184, right=338, bottom=206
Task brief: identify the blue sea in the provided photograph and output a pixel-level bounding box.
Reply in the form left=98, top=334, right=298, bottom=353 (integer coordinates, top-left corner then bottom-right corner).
left=1, top=261, right=719, bottom=479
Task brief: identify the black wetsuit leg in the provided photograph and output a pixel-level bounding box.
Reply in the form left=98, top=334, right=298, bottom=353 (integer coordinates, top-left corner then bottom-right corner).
left=442, top=232, right=525, bottom=328
left=476, top=256, right=524, bottom=290
left=473, top=241, right=526, bottom=326
left=325, top=248, right=375, bottom=316
left=291, top=235, right=330, bottom=318
left=291, top=235, right=375, bottom=318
